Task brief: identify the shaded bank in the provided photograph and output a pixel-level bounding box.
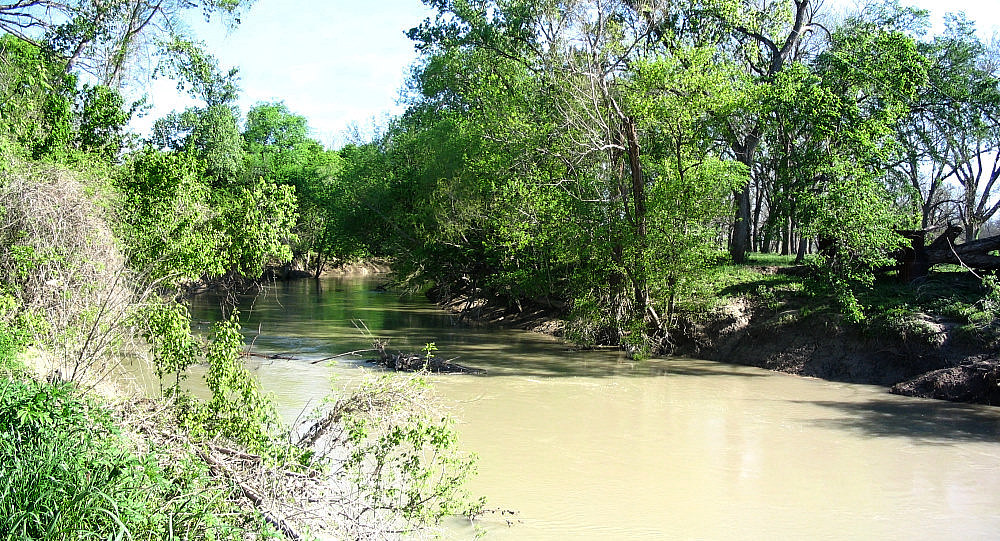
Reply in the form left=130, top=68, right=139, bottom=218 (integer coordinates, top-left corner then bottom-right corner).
left=428, top=281, right=999, bottom=406
left=674, top=297, right=999, bottom=405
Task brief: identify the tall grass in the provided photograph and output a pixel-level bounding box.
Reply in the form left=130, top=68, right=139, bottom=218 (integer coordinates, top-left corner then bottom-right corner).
left=0, top=379, right=249, bottom=541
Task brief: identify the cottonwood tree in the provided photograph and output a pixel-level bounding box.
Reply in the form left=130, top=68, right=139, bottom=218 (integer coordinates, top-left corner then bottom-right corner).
left=0, top=0, right=252, bottom=85
left=937, top=23, right=1000, bottom=242
left=890, top=13, right=1000, bottom=238
left=695, top=0, right=825, bottom=263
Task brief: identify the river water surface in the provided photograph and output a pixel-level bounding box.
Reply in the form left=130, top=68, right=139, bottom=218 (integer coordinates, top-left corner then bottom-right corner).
left=187, top=276, right=1000, bottom=540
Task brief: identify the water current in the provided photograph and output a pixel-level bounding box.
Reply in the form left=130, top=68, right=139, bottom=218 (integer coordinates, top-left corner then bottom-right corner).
left=185, top=276, right=1000, bottom=540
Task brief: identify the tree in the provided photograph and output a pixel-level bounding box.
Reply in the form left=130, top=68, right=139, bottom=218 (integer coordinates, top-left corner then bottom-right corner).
left=889, top=13, right=1000, bottom=238
left=0, top=0, right=253, bottom=85
left=243, top=101, right=309, bottom=154
left=0, top=34, right=132, bottom=161
left=242, top=101, right=345, bottom=275
left=0, top=34, right=76, bottom=159
left=715, top=0, right=822, bottom=263
left=150, top=44, right=244, bottom=185
left=791, top=13, right=928, bottom=318
left=403, top=0, right=750, bottom=352
left=932, top=17, right=1000, bottom=242
left=115, top=149, right=219, bottom=283
left=630, top=48, right=748, bottom=337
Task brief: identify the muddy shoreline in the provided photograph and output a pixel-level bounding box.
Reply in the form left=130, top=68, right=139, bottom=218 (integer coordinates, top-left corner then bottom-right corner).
left=427, top=285, right=1000, bottom=406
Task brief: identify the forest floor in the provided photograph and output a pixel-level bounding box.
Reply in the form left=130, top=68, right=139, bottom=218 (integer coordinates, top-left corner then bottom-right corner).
left=428, top=256, right=1000, bottom=406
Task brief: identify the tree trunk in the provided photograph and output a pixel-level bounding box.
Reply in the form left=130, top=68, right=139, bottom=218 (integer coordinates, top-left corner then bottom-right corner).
left=795, top=236, right=808, bottom=263
left=895, top=225, right=1000, bottom=279
left=731, top=185, right=752, bottom=263
left=623, top=116, right=649, bottom=319
left=752, top=178, right=764, bottom=252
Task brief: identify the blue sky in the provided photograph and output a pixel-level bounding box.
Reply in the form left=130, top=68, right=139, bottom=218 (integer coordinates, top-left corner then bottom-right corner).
left=133, top=0, right=1000, bottom=149
left=134, top=0, right=433, bottom=147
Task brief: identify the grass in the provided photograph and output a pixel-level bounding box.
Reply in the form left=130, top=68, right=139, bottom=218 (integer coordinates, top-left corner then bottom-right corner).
left=682, top=253, right=810, bottom=315
left=690, top=253, right=999, bottom=347
left=0, top=378, right=257, bottom=541
left=857, top=270, right=999, bottom=345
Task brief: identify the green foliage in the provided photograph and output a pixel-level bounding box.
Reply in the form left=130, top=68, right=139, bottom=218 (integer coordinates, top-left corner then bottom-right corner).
left=197, top=311, right=280, bottom=452
left=75, top=84, right=132, bottom=160
left=0, top=36, right=134, bottom=164
left=977, top=275, right=1000, bottom=319
left=338, top=373, right=483, bottom=529
left=117, top=149, right=297, bottom=283
left=152, top=105, right=246, bottom=185
left=116, top=149, right=220, bottom=283
left=0, top=35, right=77, bottom=161
left=212, top=177, right=297, bottom=279
left=0, top=292, right=27, bottom=374
left=243, top=102, right=310, bottom=154
left=0, top=378, right=246, bottom=540
left=144, top=306, right=281, bottom=454
left=142, top=302, right=199, bottom=393
left=155, top=37, right=240, bottom=107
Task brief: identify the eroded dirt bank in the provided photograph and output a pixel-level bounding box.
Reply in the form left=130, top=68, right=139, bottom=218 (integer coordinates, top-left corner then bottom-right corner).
left=429, top=285, right=1000, bottom=406
left=674, top=298, right=999, bottom=405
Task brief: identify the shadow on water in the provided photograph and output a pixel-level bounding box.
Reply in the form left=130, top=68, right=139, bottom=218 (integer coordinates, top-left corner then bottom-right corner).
left=799, top=398, right=1000, bottom=444
left=191, top=277, right=788, bottom=380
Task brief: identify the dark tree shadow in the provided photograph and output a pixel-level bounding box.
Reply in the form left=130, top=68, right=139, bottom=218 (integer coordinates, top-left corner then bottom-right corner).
left=797, top=398, right=1000, bottom=444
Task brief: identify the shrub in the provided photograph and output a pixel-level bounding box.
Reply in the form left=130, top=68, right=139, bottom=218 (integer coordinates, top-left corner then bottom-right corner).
left=326, top=372, right=484, bottom=536
left=0, top=158, right=138, bottom=385
left=0, top=378, right=247, bottom=541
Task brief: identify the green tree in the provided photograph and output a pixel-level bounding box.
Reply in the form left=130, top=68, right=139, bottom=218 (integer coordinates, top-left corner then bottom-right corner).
left=115, top=149, right=219, bottom=283
left=0, top=35, right=76, bottom=160
left=783, top=14, right=929, bottom=318
left=0, top=0, right=253, bottom=85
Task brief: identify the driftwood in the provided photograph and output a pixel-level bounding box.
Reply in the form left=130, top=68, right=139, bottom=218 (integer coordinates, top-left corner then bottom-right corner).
left=896, top=225, right=1000, bottom=281
left=197, top=444, right=304, bottom=541
left=244, top=344, right=486, bottom=374
left=367, top=341, right=486, bottom=375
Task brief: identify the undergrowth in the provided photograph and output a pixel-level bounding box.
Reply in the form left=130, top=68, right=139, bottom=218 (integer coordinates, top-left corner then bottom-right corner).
left=686, top=256, right=1000, bottom=351
left=0, top=378, right=259, bottom=541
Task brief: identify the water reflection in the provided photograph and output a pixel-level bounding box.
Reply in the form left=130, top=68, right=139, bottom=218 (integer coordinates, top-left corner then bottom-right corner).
left=188, top=276, right=1000, bottom=540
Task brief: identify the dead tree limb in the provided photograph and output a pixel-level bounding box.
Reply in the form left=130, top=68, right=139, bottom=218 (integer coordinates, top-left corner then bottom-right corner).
left=197, top=446, right=303, bottom=541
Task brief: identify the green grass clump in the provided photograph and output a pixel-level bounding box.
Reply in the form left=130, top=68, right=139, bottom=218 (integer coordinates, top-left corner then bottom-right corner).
left=684, top=255, right=999, bottom=349
left=0, top=378, right=251, bottom=541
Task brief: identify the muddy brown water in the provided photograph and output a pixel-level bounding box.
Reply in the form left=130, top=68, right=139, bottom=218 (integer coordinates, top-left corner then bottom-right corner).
left=184, top=276, right=1000, bottom=540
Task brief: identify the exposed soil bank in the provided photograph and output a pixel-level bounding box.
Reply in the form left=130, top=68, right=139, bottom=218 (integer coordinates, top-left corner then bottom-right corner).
left=427, top=284, right=567, bottom=337
left=263, top=258, right=393, bottom=280
left=675, top=299, right=999, bottom=405
left=429, top=285, right=1000, bottom=406
left=890, top=362, right=1000, bottom=404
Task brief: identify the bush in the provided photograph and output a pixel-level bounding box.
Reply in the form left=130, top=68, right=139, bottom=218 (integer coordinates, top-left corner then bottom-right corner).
left=332, top=372, right=484, bottom=535
left=0, top=158, right=138, bottom=384
left=0, top=378, right=247, bottom=540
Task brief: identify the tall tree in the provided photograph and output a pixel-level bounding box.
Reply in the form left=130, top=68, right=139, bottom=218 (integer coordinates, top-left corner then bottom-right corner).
left=715, top=0, right=821, bottom=263
left=0, top=0, right=252, bottom=85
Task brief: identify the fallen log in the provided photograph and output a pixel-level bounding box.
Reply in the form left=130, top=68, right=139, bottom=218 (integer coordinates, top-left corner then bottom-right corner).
left=367, top=342, right=486, bottom=375
left=896, top=225, right=1000, bottom=281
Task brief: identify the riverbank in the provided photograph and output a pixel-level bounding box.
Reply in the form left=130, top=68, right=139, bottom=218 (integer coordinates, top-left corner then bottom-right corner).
left=425, top=265, right=1000, bottom=406
left=675, top=292, right=1000, bottom=405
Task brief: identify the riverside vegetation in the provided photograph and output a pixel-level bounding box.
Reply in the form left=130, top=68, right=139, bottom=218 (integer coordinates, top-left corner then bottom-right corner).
left=2, top=0, right=1000, bottom=537
left=0, top=3, right=479, bottom=538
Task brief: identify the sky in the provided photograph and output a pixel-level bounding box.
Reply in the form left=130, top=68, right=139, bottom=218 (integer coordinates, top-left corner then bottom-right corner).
left=133, top=0, right=1000, bottom=149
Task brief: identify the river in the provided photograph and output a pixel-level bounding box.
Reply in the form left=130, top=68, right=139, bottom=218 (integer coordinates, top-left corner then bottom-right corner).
left=187, top=276, right=1000, bottom=540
